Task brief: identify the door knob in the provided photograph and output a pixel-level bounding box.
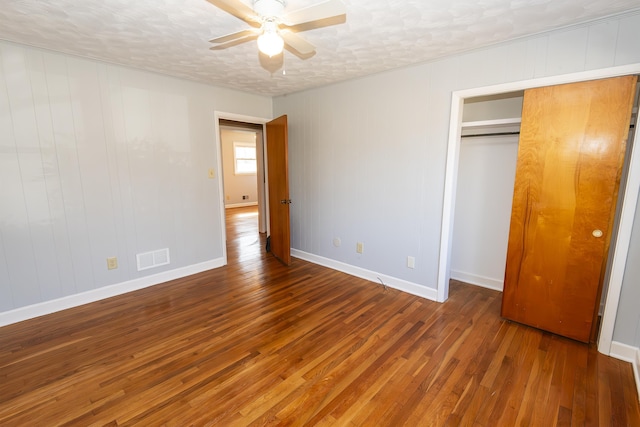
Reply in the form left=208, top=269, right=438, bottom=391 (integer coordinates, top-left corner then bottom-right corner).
left=280, top=199, right=292, bottom=204
left=592, top=229, right=603, bottom=238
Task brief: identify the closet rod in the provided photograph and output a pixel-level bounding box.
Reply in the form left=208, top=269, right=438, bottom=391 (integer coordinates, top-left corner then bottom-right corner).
left=461, top=131, right=520, bottom=138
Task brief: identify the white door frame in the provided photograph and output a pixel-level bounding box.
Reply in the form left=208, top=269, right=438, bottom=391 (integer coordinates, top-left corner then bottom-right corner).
left=437, top=64, right=640, bottom=355
left=214, top=111, right=270, bottom=266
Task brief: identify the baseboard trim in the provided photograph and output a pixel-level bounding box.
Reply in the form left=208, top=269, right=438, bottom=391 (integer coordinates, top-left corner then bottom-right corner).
left=291, top=249, right=438, bottom=302
left=225, top=202, right=258, bottom=208
left=610, top=341, right=640, bottom=402
left=0, top=258, right=226, bottom=327
left=450, top=270, right=504, bottom=291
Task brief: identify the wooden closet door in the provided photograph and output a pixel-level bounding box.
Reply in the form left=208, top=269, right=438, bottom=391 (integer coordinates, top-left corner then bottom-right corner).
left=501, top=75, right=637, bottom=343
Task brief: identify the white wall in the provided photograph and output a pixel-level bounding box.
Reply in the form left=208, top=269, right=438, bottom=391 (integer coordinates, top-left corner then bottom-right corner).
left=273, top=12, right=640, bottom=348
left=0, top=40, right=271, bottom=318
left=451, top=135, right=518, bottom=290
left=614, top=187, right=640, bottom=345
left=221, top=128, right=259, bottom=207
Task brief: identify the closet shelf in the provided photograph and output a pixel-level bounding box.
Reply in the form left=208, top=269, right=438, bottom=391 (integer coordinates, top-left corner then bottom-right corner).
left=461, top=117, right=522, bottom=129
left=461, top=118, right=522, bottom=138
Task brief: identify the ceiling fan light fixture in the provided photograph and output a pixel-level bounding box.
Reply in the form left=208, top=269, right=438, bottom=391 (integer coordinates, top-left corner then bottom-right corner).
left=257, top=20, right=284, bottom=56
left=209, top=0, right=345, bottom=59
left=257, top=31, right=284, bottom=56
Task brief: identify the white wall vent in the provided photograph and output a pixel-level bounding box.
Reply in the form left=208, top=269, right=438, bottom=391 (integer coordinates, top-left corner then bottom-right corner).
left=136, top=248, right=170, bottom=271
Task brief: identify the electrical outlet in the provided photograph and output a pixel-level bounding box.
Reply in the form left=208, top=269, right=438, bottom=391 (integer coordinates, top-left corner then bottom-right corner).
left=107, top=257, right=118, bottom=270
left=333, top=237, right=341, bottom=247
left=407, top=256, right=415, bottom=269
left=356, top=242, right=364, bottom=254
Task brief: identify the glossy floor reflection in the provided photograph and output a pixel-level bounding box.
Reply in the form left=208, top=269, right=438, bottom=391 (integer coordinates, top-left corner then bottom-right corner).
left=2, top=206, right=639, bottom=425
left=226, top=205, right=265, bottom=264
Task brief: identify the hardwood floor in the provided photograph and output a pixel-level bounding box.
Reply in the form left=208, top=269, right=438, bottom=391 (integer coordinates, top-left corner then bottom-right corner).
left=1, top=205, right=639, bottom=426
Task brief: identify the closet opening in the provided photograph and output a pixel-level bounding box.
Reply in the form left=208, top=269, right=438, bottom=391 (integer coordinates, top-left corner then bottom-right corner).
left=451, top=91, right=523, bottom=293
left=438, top=68, right=640, bottom=354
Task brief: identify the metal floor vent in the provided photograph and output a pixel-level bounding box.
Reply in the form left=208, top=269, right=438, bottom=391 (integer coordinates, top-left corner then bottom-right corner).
left=136, top=248, right=170, bottom=271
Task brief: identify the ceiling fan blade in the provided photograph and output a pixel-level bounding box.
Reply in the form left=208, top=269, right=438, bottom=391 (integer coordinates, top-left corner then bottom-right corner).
left=210, top=29, right=258, bottom=44
left=281, top=0, right=346, bottom=26
left=205, top=0, right=261, bottom=27
left=281, top=31, right=315, bottom=55
left=209, top=35, right=258, bottom=50
left=285, top=13, right=346, bottom=33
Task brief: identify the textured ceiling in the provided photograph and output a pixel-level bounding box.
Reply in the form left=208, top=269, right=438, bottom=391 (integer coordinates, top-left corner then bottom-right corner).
left=1, top=0, right=639, bottom=96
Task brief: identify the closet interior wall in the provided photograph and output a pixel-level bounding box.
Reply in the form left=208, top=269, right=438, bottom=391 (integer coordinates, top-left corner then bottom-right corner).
left=451, top=92, right=523, bottom=291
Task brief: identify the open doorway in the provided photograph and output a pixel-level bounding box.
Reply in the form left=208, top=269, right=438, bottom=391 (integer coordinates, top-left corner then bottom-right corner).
left=214, top=112, right=292, bottom=268
left=220, top=127, right=259, bottom=209
left=219, top=119, right=267, bottom=232
left=215, top=115, right=269, bottom=265
left=219, top=123, right=263, bottom=263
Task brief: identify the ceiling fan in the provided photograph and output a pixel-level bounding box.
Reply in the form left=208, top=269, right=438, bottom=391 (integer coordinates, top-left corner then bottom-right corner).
left=206, top=0, right=346, bottom=58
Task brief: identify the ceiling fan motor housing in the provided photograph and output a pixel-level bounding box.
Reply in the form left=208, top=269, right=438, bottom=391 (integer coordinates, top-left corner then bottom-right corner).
left=253, top=0, right=286, bottom=18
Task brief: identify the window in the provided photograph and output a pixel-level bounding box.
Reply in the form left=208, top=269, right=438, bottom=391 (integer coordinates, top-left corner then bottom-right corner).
left=233, top=141, right=257, bottom=175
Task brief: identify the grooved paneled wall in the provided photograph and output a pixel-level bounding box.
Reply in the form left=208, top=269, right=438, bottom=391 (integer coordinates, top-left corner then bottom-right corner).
left=0, top=41, right=271, bottom=313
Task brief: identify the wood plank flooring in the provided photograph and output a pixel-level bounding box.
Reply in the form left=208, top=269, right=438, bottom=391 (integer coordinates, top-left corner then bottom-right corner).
left=0, top=206, right=639, bottom=426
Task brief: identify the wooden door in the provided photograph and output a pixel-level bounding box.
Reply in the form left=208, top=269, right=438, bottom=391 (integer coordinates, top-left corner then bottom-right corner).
left=501, top=76, right=637, bottom=343
left=266, top=115, right=291, bottom=265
